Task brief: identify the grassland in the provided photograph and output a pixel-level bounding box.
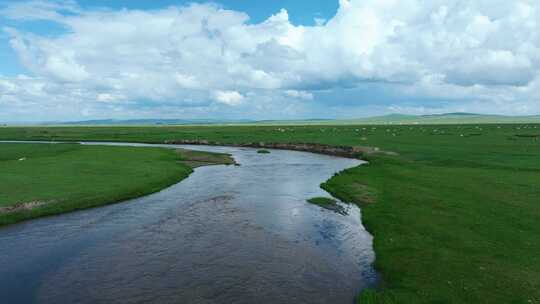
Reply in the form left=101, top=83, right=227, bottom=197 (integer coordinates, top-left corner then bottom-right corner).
left=0, top=124, right=539, bottom=303
left=0, top=143, right=233, bottom=226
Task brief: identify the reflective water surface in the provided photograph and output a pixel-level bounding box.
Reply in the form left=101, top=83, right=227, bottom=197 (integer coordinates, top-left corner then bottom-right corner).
left=0, top=143, right=377, bottom=304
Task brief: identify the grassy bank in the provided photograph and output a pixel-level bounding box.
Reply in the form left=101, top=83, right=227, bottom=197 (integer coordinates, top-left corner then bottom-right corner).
left=1, top=124, right=539, bottom=302
left=0, top=143, right=233, bottom=226
left=176, top=148, right=236, bottom=168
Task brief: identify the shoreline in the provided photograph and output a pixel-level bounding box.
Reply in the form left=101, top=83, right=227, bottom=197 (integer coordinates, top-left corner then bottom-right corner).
left=166, top=139, right=396, bottom=159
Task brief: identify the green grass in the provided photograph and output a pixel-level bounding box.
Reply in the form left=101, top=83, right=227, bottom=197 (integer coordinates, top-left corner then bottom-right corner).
left=257, top=149, right=271, bottom=154
left=1, top=124, right=539, bottom=303
left=324, top=155, right=540, bottom=303
left=0, top=143, right=230, bottom=226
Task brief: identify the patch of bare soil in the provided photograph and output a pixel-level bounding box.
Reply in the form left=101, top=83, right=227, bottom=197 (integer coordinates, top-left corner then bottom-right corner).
left=0, top=201, right=49, bottom=214
left=176, top=148, right=236, bottom=168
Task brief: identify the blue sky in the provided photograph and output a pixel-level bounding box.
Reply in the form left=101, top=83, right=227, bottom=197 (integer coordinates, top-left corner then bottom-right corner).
left=0, top=0, right=338, bottom=76
left=0, top=0, right=539, bottom=122
left=80, top=0, right=339, bottom=24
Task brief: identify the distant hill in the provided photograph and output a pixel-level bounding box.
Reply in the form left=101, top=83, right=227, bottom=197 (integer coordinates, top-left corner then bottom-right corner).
left=345, top=113, right=540, bottom=125
left=44, top=118, right=255, bottom=126
left=252, top=113, right=540, bottom=125
left=9, top=113, right=539, bottom=126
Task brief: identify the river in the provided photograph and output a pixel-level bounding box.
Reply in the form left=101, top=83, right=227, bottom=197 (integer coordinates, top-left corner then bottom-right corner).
left=0, top=143, right=377, bottom=304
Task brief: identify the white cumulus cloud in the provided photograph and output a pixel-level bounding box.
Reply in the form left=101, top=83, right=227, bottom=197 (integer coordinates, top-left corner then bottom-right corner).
left=285, top=90, right=314, bottom=100
left=213, top=90, right=245, bottom=106
left=0, top=0, right=539, bottom=121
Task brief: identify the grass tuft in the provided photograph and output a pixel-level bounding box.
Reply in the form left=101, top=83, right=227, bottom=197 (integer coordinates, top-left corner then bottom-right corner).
left=307, top=197, right=348, bottom=215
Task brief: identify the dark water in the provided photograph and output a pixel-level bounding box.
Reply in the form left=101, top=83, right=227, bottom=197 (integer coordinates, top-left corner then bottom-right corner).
left=0, top=143, right=377, bottom=304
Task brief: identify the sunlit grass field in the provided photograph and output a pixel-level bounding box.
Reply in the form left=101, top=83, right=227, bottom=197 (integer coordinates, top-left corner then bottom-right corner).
left=1, top=124, right=539, bottom=303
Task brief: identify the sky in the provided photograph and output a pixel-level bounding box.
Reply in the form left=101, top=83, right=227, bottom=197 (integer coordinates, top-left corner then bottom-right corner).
left=0, top=0, right=539, bottom=122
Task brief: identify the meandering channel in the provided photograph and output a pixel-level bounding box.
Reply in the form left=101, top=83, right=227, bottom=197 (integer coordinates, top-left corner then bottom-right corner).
left=0, top=143, right=377, bottom=304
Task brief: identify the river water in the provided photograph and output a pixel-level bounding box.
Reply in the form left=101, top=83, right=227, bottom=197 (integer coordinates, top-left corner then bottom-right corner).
left=0, top=143, right=377, bottom=304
